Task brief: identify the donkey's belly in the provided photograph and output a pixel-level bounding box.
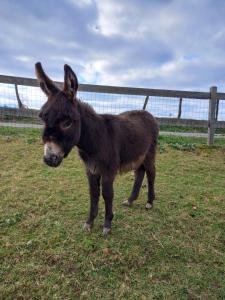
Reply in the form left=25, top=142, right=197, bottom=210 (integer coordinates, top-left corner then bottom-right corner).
left=119, top=153, right=145, bottom=173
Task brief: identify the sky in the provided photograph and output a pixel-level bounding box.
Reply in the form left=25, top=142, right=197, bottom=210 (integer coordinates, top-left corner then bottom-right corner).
left=1, top=0, right=225, bottom=91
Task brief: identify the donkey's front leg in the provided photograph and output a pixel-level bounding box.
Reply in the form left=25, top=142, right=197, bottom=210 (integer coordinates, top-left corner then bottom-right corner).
left=84, top=172, right=101, bottom=231
left=102, top=176, right=114, bottom=235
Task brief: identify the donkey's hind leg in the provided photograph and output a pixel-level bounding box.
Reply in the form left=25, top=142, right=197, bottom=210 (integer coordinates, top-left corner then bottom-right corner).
left=144, top=151, right=156, bottom=209
left=123, top=165, right=145, bottom=206
left=145, top=165, right=156, bottom=209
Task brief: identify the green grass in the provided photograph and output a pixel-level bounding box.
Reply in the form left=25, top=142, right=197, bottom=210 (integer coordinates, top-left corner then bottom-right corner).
left=0, top=127, right=225, bottom=299
left=159, top=124, right=225, bottom=134
left=159, top=134, right=225, bottom=146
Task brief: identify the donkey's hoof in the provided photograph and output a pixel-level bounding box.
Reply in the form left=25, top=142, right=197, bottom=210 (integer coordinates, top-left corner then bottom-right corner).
left=122, top=200, right=132, bottom=207
left=83, top=223, right=92, bottom=232
left=103, top=227, right=111, bottom=236
left=145, top=203, right=153, bottom=210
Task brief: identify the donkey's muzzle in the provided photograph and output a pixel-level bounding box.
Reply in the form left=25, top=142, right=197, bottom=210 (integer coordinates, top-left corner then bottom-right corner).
left=43, top=141, right=64, bottom=167
left=43, top=154, right=63, bottom=167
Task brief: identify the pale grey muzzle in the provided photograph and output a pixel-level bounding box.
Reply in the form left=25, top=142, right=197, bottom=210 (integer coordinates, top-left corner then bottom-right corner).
left=43, top=142, right=64, bottom=167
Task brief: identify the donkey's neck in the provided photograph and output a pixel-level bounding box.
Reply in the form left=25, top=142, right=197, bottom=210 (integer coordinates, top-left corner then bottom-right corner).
left=76, top=101, right=105, bottom=155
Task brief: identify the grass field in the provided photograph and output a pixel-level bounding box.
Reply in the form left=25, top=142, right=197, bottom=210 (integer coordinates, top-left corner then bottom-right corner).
left=0, top=127, right=225, bottom=299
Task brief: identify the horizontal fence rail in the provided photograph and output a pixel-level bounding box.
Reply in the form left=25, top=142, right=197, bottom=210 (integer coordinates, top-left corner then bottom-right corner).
left=0, top=74, right=225, bottom=144
left=0, top=75, right=211, bottom=98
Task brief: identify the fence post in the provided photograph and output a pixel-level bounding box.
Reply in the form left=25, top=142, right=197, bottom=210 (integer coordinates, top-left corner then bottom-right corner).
left=177, top=98, right=182, bottom=119
left=215, top=99, right=219, bottom=121
left=143, top=95, right=149, bottom=110
left=208, top=86, right=217, bottom=145
left=15, top=84, right=27, bottom=109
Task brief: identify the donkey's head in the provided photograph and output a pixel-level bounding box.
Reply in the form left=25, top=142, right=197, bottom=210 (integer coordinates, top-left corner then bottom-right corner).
left=36, top=62, right=81, bottom=167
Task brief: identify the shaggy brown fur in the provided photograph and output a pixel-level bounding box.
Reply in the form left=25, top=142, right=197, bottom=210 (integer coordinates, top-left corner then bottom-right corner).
left=36, top=62, right=159, bottom=235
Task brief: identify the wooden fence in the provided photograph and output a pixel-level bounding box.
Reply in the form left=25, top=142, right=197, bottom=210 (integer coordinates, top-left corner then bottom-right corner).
left=0, top=74, right=225, bottom=145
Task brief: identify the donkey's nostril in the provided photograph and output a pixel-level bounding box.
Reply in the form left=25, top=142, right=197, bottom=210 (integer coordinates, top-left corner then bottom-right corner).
left=43, top=154, right=62, bottom=167
left=51, top=154, right=58, bottom=164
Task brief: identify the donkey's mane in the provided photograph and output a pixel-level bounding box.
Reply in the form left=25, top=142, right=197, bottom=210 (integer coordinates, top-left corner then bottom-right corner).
left=77, top=98, right=98, bottom=117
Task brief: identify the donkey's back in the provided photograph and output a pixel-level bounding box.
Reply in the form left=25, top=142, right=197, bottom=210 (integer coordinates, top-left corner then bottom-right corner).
left=118, top=109, right=158, bottom=146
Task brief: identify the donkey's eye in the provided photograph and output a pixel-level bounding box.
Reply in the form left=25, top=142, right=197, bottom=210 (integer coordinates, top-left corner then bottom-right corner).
left=60, top=119, right=73, bottom=130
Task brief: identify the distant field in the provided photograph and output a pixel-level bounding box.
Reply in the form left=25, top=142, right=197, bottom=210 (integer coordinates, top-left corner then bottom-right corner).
left=159, top=124, right=225, bottom=135
left=1, top=113, right=225, bottom=135
left=0, top=114, right=42, bottom=125
left=0, top=127, right=225, bottom=299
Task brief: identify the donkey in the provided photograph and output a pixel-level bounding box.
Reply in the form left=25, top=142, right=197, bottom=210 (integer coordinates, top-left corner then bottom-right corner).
left=36, top=62, right=159, bottom=235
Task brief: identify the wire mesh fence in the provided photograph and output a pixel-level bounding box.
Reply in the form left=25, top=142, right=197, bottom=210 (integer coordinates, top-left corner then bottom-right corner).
left=0, top=75, right=225, bottom=143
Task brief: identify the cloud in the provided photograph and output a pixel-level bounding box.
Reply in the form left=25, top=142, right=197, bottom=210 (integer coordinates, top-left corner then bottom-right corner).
left=0, top=0, right=225, bottom=95
left=67, top=0, right=93, bottom=8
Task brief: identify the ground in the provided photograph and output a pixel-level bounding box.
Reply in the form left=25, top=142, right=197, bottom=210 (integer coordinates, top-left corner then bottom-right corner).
left=0, top=127, right=225, bottom=299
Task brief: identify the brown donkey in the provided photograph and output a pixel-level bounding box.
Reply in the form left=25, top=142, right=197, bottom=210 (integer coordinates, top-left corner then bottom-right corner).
left=36, top=62, right=159, bottom=235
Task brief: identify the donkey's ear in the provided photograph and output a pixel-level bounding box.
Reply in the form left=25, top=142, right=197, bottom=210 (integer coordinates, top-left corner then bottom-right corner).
left=35, top=62, right=59, bottom=96
left=64, top=64, right=78, bottom=99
